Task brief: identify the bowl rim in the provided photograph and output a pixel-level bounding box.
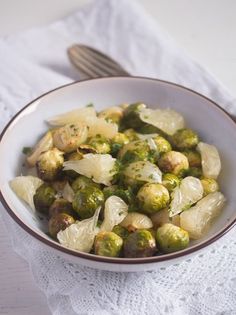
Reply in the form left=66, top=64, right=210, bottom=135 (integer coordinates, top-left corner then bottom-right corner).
left=0, top=76, right=236, bottom=265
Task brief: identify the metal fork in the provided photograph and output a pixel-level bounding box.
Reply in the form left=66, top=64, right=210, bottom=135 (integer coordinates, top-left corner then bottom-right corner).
left=67, top=44, right=130, bottom=78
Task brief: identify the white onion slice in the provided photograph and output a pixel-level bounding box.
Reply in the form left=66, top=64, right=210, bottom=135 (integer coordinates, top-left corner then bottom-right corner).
left=123, top=161, right=162, bottom=184
left=197, top=142, right=221, bottom=179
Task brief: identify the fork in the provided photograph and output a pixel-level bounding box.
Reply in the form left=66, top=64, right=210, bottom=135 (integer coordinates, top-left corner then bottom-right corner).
left=68, top=44, right=236, bottom=122
left=67, top=44, right=130, bottom=78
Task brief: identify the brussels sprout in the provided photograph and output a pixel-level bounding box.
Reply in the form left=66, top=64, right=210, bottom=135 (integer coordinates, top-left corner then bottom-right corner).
left=122, top=103, right=146, bottom=129
left=64, top=151, right=83, bottom=178
left=123, top=129, right=139, bottom=141
left=162, top=173, right=180, bottom=192
left=158, top=151, right=189, bottom=177
left=94, top=231, right=123, bottom=257
left=156, top=223, right=189, bottom=253
left=153, top=135, right=172, bottom=155
left=137, top=123, right=160, bottom=134
left=182, top=150, right=201, bottom=167
left=201, top=178, right=219, bottom=196
left=137, top=183, right=170, bottom=214
left=36, top=148, right=64, bottom=181
left=71, top=175, right=100, bottom=192
left=186, top=167, right=202, bottom=178
left=111, top=133, right=130, bottom=156
left=49, top=198, right=74, bottom=217
left=112, top=225, right=130, bottom=240
left=49, top=213, right=75, bottom=239
left=98, top=106, right=124, bottom=124
left=33, top=183, right=56, bottom=214
left=88, top=135, right=111, bottom=154
left=72, top=186, right=104, bottom=219
left=118, top=140, right=155, bottom=164
left=171, top=128, right=199, bottom=150
left=123, top=229, right=156, bottom=258
left=103, top=185, right=132, bottom=204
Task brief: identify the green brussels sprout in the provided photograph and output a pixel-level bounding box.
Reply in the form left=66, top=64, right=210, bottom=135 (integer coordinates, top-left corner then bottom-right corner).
left=118, top=140, right=155, bottom=164
left=49, top=198, right=74, bottom=218
left=48, top=213, right=75, bottom=239
left=182, top=150, right=201, bottom=167
left=162, top=173, right=180, bottom=192
left=72, top=186, right=104, bottom=219
left=112, top=225, right=130, bottom=240
left=122, top=103, right=146, bottom=129
left=94, top=231, right=123, bottom=257
left=111, top=133, right=130, bottom=156
left=71, top=175, right=100, bottom=192
left=153, top=135, right=172, bottom=155
left=36, top=148, right=64, bottom=181
left=103, top=185, right=133, bottom=204
left=156, top=223, right=189, bottom=253
left=137, top=123, right=160, bottom=134
left=201, top=178, right=219, bottom=196
left=123, top=229, right=157, bottom=258
left=137, top=183, right=170, bottom=214
left=34, top=183, right=56, bottom=214
left=88, top=135, right=111, bottom=154
left=171, top=128, right=199, bottom=150
left=123, top=128, right=139, bottom=141
left=158, top=151, right=189, bottom=177
left=186, top=167, right=202, bottom=178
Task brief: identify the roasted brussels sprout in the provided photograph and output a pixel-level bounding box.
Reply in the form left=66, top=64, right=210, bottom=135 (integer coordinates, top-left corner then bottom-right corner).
left=158, top=151, right=189, bottom=177
left=94, top=231, right=123, bottom=257
left=137, top=123, right=160, bottom=134
left=88, top=135, right=111, bottom=154
left=124, top=229, right=156, bottom=258
left=182, top=150, right=201, bottom=167
left=49, top=198, right=74, bottom=218
left=162, top=173, right=180, bottom=192
left=72, top=186, right=104, bottom=219
left=201, top=178, right=219, bottom=196
left=111, top=133, right=130, bottom=156
left=123, top=128, right=139, bottom=141
left=36, top=148, right=64, bottom=181
left=186, top=167, right=202, bottom=178
left=103, top=185, right=132, bottom=204
left=33, top=183, right=56, bottom=214
left=112, top=225, right=130, bottom=240
left=71, top=175, right=100, bottom=192
left=171, top=128, right=199, bottom=150
left=49, top=213, right=75, bottom=239
left=153, top=135, right=172, bottom=155
left=122, top=103, right=146, bottom=129
left=98, top=106, right=124, bottom=124
left=156, top=223, right=189, bottom=253
left=118, top=140, right=154, bottom=164
left=137, top=183, right=170, bottom=214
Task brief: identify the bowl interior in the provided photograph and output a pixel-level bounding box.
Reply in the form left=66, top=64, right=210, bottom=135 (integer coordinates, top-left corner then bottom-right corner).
left=1, top=77, right=236, bottom=261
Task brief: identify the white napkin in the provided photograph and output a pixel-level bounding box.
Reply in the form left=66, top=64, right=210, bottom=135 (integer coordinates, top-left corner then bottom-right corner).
left=1, top=0, right=236, bottom=314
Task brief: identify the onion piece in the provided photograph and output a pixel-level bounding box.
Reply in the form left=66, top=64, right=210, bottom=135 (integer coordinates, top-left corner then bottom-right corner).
left=180, top=192, right=225, bottom=239
left=88, top=117, right=118, bottom=139
left=197, top=142, right=221, bottom=179
left=169, top=176, right=203, bottom=217
left=100, top=196, right=128, bottom=232
left=63, top=154, right=117, bottom=186
left=120, top=212, right=153, bottom=232
left=27, top=131, right=53, bottom=167
left=9, top=176, right=43, bottom=211
left=139, top=108, right=185, bottom=135
left=47, top=107, right=97, bottom=127
left=123, top=161, right=162, bottom=184
left=150, top=208, right=180, bottom=229
left=57, top=207, right=101, bottom=253
left=62, top=182, right=75, bottom=203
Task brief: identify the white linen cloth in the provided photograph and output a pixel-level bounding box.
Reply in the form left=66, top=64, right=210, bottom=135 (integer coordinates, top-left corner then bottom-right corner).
left=0, top=0, right=236, bottom=314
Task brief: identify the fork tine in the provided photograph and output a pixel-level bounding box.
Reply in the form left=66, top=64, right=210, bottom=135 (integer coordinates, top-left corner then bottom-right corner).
left=68, top=45, right=130, bottom=77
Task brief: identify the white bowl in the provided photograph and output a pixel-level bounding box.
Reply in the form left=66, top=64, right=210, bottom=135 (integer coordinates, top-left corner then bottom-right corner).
left=0, top=77, right=236, bottom=272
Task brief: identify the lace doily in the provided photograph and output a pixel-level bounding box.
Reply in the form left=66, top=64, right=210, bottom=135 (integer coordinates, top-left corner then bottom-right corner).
left=0, top=0, right=236, bottom=314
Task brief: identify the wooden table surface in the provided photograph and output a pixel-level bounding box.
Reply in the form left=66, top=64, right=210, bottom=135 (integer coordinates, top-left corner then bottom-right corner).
left=0, top=0, right=236, bottom=314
